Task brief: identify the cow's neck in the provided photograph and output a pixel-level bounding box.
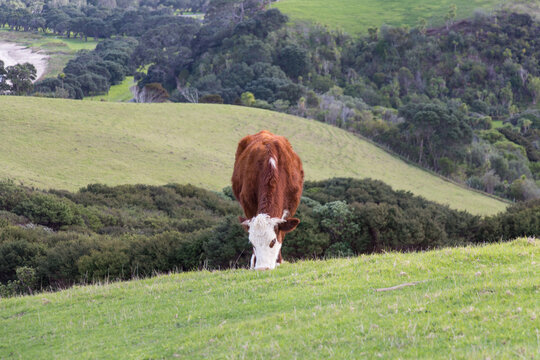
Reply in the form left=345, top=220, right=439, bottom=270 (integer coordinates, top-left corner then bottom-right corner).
left=257, top=192, right=282, bottom=218
left=256, top=153, right=283, bottom=218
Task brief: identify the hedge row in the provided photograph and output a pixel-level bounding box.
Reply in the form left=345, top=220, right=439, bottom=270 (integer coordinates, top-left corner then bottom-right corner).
left=1, top=179, right=538, bottom=296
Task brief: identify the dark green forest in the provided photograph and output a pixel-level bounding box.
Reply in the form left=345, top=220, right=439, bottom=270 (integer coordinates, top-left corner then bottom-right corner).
left=2, top=0, right=540, bottom=201
left=1, top=179, right=538, bottom=296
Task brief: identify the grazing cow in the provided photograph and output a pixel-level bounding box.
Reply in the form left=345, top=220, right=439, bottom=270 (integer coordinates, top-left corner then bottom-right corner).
left=232, top=130, right=304, bottom=270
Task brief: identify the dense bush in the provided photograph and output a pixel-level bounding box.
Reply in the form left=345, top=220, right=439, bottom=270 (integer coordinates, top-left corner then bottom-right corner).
left=474, top=199, right=540, bottom=242
left=1, top=179, right=537, bottom=296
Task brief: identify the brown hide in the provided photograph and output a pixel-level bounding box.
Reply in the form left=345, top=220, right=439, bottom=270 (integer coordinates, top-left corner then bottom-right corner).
left=232, top=130, right=304, bottom=242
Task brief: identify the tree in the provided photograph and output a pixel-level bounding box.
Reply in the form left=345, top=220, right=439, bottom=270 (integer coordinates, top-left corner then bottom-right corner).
left=367, top=26, right=378, bottom=41
left=233, top=8, right=287, bottom=38
left=445, top=4, right=457, bottom=30
left=0, top=60, right=9, bottom=93
left=313, top=201, right=362, bottom=250
left=398, top=67, right=414, bottom=95
left=28, top=15, right=46, bottom=32
left=199, top=94, right=224, bottom=103
left=6, top=62, right=36, bottom=95
left=399, top=102, right=473, bottom=167
left=132, top=18, right=199, bottom=85
left=417, top=18, right=427, bottom=35
left=499, top=83, right=514, bottom=109
left=70, top=16, right=88, bottom=39
left=75, top=73, right=108, bottom=95
left=240, top=91, right=254, bottom=106
left=176, top=80, right=199, bottom=103
left=103, top=60, right=124, bottom=85
left=84, top=18, right=107, bottom=40
left=277, top=45, right=309, bottom=78
left=527, top=76, right=540, bottom=105
left=482, top=170, right=500, bottom=194
left=132, top=83, right=169, bottom=103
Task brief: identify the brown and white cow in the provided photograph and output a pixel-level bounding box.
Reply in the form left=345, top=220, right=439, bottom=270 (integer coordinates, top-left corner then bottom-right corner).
left=232, top=130, right=304, bottom=270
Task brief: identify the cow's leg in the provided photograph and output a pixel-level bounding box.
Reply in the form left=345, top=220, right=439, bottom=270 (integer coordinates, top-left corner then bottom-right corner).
left=276, top=250, right=283, bottom=265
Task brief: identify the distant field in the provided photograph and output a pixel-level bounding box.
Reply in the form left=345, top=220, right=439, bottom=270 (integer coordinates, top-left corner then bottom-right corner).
left=0, top=97, right=507, bottom=215
left=0, top=29, right=97, bottom=77
left=1, top=238, right=537, bottom=359
left=273, top=0, right=504, bottom=34
left=84, top=76, right=135, bottom=102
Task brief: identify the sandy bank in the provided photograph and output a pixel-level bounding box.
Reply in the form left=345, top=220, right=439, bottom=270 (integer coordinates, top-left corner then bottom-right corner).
left=0, top=41, right=49, bottom=81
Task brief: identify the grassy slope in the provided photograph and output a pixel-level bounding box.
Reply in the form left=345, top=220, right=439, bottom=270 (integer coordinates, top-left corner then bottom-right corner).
left=274, top=0, right=503, bottom=34
left=84, top=76, right=135, bottom=102
left=1, top=239, right=538, bottom=359
left=506, top=0, right=540, bottom=21
left=0, top=97, right=507, bottom=215
left=0, top=29, right=97, bottom=78
left=492, top=120, right=504, bottom=129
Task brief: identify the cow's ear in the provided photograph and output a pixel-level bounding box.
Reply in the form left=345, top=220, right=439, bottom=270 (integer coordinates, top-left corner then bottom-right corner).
left=278, top=218, right=300, bottom=233
left=239, top=216, right=249, bottom=232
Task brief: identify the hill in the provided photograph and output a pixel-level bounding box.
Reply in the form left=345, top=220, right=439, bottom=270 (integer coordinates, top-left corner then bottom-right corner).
left=83, top=76, right=135, bottom=102
left=0, top=238, right=537, bottom=358
left=273, top=0, right=503, bottom=34
left=0, top=97, right=507, bottom=215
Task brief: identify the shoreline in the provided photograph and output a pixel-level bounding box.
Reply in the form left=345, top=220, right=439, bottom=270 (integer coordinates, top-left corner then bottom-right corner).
left=0, top=41, right=49, bottom=81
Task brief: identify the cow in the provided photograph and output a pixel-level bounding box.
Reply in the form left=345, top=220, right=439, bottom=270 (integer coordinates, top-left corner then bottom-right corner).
left=232, top=130, right=304, bottom=270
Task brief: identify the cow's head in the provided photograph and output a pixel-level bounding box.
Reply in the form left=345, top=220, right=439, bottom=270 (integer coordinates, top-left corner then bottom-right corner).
left=240, top=212, right=299, bottom=270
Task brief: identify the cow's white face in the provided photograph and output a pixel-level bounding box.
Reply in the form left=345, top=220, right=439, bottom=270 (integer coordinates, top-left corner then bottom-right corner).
left=242, top=212, right=300, bottom=270
left=243, top=214, right=284, bottom=270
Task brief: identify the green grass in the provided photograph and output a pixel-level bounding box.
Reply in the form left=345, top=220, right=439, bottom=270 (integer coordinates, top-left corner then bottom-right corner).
left=492, top=120, right=504, bottom=129
left=273, top=0, right=504, bottom=34
left=506, top=0, right=540, bottom=21
left=84, top=76, right=135, bottom=102
left=0, top=29, right=97, bottom=77
left=1, top=238, right=538, bottom=359
left=0, top=96, right=507, bottom=215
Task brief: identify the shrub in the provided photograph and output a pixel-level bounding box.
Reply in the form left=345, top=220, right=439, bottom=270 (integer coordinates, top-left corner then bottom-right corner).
left=240, top=91, right=255, bottom=106
left=78, top=249, right=131, bottom=281
left=14, top=193, right=80, bottom=229
left=438, top=157, right=456, bottom=176
left=325, top=242, right=354, bottom=258
left=200, top=94, right=224, bottom=104
left=0, top=179, right=537, bottom=296
left=277, top=45, right=309, bottom=78
left=283, top=202, right=330, bottom=259
left=0, top=234, right=44, bottom=283
left=202, top=216, right=250, bottom=269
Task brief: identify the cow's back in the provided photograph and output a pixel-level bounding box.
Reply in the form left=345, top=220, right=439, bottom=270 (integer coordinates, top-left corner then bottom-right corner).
left=232, top=131, right=303, bottom=219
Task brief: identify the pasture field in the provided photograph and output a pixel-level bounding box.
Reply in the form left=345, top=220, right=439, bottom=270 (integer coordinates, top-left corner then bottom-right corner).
left=273, top=0, right=504, bottom=34
left=84, top=76, right=135, bottom=102
left=0, top=97, right=507, bottom=215
left=0, top=29, right=97, bottom=77
left=0, top=238, right=538, bottom=359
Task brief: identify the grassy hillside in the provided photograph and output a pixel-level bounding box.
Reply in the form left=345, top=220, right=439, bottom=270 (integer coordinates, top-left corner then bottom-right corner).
left=84, top=76, right=135, bottom=102
left=1, top=238, right=537, bottom=359
left=273, top=0, right=503, bottom=34
left=0, top=97, right=507, bottom=215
